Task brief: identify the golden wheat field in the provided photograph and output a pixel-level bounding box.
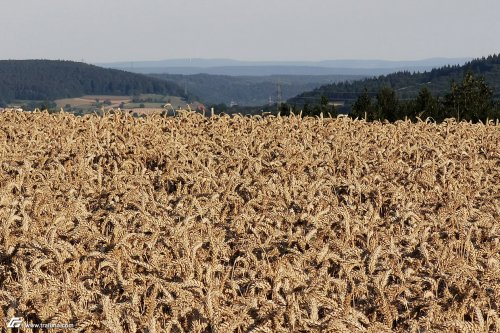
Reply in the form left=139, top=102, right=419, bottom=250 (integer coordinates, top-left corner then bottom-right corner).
left=0, top=110, right=499, bottom=333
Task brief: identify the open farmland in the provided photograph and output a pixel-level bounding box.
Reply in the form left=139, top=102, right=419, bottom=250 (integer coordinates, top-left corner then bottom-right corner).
left=0, top=110, right=499, bottom=332
left=53, top=95, right=191, bottom=115
left=55, top=96, right=132, bottom=108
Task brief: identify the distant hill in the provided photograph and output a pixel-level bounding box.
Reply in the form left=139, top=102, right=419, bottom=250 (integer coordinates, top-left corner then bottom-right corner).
left=0, top=60, right=185, bottom=103
left=289, top=54, right=500, bottom=105
left=146, top=66, right=383, bottom=76
left=100, top=58, right=470, bottom=76
left=151, top=73, right=364, bottom=106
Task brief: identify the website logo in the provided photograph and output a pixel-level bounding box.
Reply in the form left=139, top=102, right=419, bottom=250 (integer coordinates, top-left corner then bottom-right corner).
left=7, top=317, right=23, bottom=328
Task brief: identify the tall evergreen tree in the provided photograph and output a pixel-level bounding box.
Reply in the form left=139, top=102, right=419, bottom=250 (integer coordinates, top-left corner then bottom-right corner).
left=375, top=86, right=399, bottom=121
left=351, top=88, right=373, bottom=120
left=443, top=72, right=494, bottom=122
left=415, top=86, right=441, bottom=121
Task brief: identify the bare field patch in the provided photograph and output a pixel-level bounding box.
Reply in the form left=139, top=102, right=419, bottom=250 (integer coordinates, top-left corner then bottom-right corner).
left=0, top=111, right=499, bottom=332
left=80, top=95, right=132, bottom=102
left=55, top=95, right=131, bottom=108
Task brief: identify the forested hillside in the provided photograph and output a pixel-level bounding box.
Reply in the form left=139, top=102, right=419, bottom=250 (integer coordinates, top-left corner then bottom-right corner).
left=0, top=60, right=184, bottom=103
left=289, top=54, right=500, bottom=105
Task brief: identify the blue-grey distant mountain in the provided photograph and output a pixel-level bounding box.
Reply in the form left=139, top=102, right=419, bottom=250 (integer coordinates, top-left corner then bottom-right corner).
left=146, top=66, right=383, bottom=76
left=98, top=58, right=471, bottom=76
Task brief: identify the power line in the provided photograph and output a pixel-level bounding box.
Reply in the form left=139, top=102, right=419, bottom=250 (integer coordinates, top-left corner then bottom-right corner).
left=276, top=82, right=282, bottom=111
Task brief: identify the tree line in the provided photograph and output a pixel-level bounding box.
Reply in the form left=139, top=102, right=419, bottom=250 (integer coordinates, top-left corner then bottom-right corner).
left=279, top=72, right=500, bottom=123
left=350, top=72, right=499, bottom=122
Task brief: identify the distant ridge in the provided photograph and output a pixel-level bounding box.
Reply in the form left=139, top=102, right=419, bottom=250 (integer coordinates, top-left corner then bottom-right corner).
left=98, top=58, right=471, bottom=76
left=0, top=60, right=184, bottom=102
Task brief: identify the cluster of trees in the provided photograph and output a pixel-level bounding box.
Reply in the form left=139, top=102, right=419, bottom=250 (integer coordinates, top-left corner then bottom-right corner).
left=349, top=72, right=499, bottom=122
left=0, top=60, right=185, bottom=104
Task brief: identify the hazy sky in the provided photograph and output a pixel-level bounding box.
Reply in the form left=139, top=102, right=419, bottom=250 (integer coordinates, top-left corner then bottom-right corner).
left=1, top=0, right=499, bottom=62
